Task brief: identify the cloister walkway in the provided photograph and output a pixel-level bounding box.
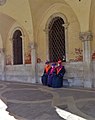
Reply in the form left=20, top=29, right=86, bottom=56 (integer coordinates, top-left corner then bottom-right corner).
left=0, top=81, right=95, bottom=120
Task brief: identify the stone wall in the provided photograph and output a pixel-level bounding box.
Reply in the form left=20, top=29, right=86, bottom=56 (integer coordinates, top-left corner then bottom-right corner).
left=0, top=61, right=95, bottom=88
left=37, top=61, right=95, bottom=88
left=1, top=65, right=35, bottom=83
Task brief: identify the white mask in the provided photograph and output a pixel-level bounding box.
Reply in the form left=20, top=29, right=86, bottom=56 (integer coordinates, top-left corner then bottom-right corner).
left=52, top=66, right=54, bottom=68
left=58, top=64, right=60, bottom=66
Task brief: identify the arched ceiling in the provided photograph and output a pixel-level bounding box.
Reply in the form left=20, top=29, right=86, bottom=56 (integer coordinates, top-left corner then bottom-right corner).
left=28, top=0, right=68, bottom=28
left=28, top=0, right=91, bottom=32
left=0, top=12, right=15, bottom=47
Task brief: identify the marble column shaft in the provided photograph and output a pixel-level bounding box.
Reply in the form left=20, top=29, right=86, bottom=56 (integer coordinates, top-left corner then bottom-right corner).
left=30, top=42, right=37, bottom=83
left=79, top=32, right=93, bottom=88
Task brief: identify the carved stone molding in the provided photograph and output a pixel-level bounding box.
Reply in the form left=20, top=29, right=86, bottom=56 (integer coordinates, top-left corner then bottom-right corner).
left=0, top=0, right=6, bottom=6
left=79, top=32, right=93, bottom=42
left=29, top=42, right=37, bottom=50
left=0, top=48, right=4, bottom=54
left=62, top=23, right=69, bottom=29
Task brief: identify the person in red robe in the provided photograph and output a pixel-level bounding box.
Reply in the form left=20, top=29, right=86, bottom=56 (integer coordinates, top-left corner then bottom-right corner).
left=52, top=60, right=66, bottom=88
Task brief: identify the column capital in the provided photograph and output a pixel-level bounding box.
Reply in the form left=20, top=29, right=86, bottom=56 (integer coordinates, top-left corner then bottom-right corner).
left=79, top=32, right=93, bottom=42
left=29, top=42, right=37, bottom=49
left=43, top=28, right=50, bottom=34
left=0, top=48, right=4, bottom=54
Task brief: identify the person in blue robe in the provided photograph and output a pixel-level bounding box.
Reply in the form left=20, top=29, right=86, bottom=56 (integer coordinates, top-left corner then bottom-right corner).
left=47, top=63, right=56, bottom=87
left=52, top=60, right=66, bottom=88
left=41, top=61, right=51, bottom=85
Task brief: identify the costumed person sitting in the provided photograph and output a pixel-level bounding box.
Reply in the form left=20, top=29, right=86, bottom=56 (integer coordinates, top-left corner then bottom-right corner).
left=41, top=61, right=51, bottom=85
left=47, top=63, right=56, bottom=87
left=52, top=60, right=66, bottom=88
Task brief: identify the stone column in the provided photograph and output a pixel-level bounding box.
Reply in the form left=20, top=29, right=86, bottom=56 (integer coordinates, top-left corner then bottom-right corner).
left=43, top=28, right=49, bottom=60
left=30, top=42, right=37, bottom=83
left=79, top=32, right=93, bottom=88
left=0, top=48, right=5, bottom=80
left=0, top=34, right=5, bottom=80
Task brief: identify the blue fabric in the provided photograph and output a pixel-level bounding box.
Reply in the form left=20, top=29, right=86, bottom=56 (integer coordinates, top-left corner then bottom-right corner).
left=41, top=74, right=48, bottom=85
left=57, top=66, right=66, bottom=76
left=52, top=75, right=63, bottom=88
left=47, top=69, right=56, bottom=87
left=47, top=74, right=53, bottom=87
left=41, top=67, right=51, bottom=86
left=52, top=66, right=66, bottom=88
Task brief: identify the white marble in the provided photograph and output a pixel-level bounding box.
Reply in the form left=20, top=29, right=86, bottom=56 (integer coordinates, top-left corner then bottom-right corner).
left=0, top=99, right=17, bottom=120
left=55, top=106, right=87, bottom=120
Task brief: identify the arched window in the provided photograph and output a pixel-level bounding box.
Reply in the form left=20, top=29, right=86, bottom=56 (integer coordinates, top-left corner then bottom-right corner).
left=48, top=16, right=66, bottom=62
left=13, top=30, right=23, bottom=65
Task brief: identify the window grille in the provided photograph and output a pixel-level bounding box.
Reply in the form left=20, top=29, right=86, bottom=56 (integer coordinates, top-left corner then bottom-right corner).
left=48, top=17, right=66, bottom=62
left=13, top=30, right=23, bottom=65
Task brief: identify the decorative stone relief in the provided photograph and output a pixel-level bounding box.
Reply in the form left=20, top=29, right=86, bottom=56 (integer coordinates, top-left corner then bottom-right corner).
left=0, top=0, right=6, bottom=6
left=92, top=51, right=95, bottom=60
left=25, top=51, right=31, bottom=64
left=92, top=50, right=95, bottom=60
left=79, top=32, right=93, bottom=41
left=6, top=55, right=12, bottom=65
left=75, top=48, right=83, bottom=61
left=69, top=48, right=83, bottom=62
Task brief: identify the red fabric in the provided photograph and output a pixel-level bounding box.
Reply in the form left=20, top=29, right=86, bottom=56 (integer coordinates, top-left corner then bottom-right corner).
left=50, top=67, right=55, bottom=74
left=56, top=66, right=62, bottom=74
left=58, top=60, right=62, bottom=64
left=44, top=65, right=51, bottom=73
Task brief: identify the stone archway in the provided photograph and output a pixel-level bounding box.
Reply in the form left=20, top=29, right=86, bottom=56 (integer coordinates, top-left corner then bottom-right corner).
left=48, top=16, right=65, bottom=62
left=45, top=13, right=68, bottom=62
left=13, top=30, right=23, bottom=65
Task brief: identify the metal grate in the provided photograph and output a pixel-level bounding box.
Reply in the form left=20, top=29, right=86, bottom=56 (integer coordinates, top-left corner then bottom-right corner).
left=48, top=17, right=66, bottom=62
left=13, top=30, right=23, bottom=65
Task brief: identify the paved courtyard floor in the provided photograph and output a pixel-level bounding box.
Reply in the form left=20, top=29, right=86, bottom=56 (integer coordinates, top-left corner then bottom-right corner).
left=0, top=81, right=95, bottom=120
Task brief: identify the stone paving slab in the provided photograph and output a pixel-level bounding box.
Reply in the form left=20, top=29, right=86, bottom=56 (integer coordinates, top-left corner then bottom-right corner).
left=0, top=81, right=95, bottom=120
left=7, top=102, right=63, bottom=120
left=2, top=89, right=53, bottom=101
left=52, top=88, right=95, bottom=100
left=77, top=100, right=95, bottom=118
left=6, top=84, right=37, bottom=89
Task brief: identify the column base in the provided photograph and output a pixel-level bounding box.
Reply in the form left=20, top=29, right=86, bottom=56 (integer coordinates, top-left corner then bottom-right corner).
left=84, top=80, right=92, bottom=88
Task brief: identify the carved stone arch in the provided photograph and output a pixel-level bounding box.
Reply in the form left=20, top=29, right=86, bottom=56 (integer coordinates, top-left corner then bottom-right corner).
left=45, top=13, right=68, bottom=28
left=10, top=26, right=24, bottom=39
left=8, top=23, right=25, bottom=65
left=45, top=13, right=69, bottom=62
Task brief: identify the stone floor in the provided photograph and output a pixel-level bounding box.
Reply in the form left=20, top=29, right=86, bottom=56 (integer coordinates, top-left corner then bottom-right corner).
left=0, top=81, right=95, bottom=120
